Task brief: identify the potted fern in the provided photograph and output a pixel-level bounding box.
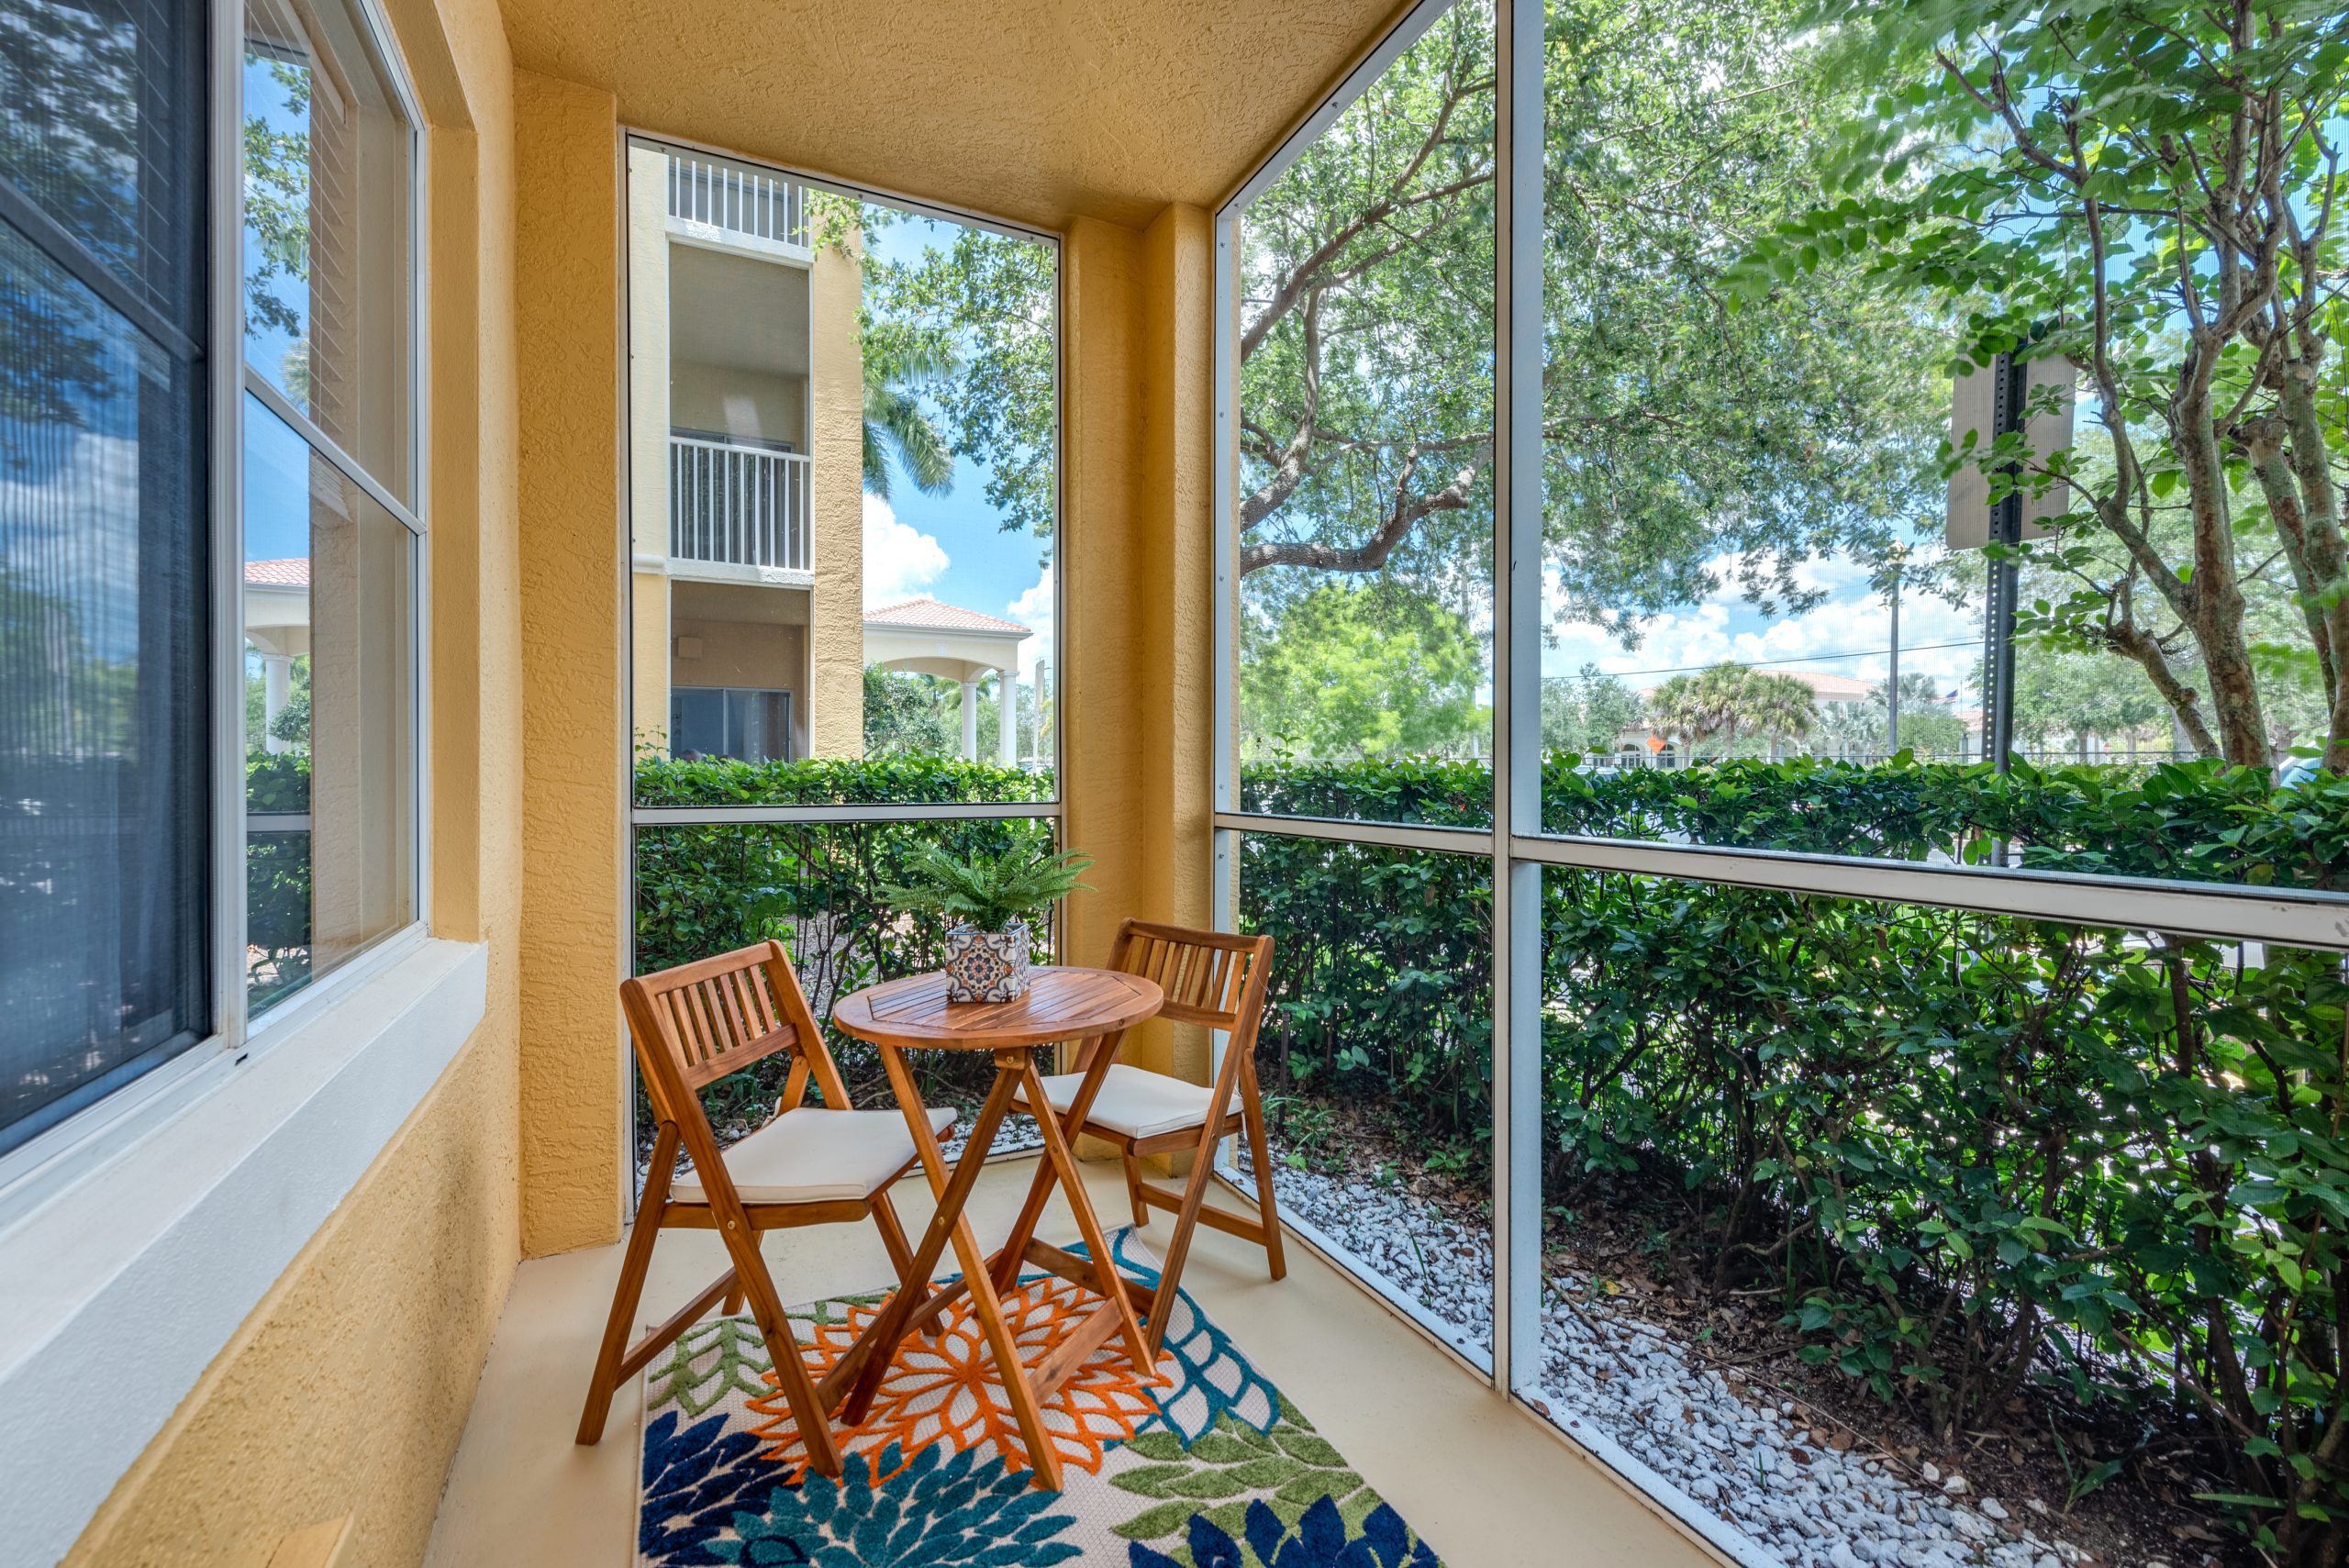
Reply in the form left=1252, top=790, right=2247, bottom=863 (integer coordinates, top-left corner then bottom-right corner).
left=883, top=843, right=1092, bottom=1002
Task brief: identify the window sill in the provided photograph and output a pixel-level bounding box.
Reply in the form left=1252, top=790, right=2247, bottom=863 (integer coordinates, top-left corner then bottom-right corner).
left=0, top=938, right=488, bottom=1568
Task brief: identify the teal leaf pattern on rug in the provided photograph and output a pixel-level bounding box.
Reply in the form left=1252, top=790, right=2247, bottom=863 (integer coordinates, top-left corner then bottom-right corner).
left=648, top=1298, right=890, bottom=1419
left=711, top=1441, right=1082, bottom=1568
left=1097, top=1229, right=1280, bottom=1442
left=1129, top=1497, right=1437, bottom=1568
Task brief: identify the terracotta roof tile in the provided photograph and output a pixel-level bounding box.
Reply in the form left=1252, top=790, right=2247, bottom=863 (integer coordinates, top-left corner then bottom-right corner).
left=244, top=558, right=310, bottom=588
left=863, top=596, right=1031, bottom=638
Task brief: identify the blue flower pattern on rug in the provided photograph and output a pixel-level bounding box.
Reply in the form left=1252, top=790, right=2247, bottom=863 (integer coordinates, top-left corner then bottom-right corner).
left=709, top=1442, right=1081, bottom=1568
left=1130, top=1499, right=1438, bottom=1568
left=637, top=1228, right=1437, bottom=1567
left=641, top=1409, right=780, bottom=1565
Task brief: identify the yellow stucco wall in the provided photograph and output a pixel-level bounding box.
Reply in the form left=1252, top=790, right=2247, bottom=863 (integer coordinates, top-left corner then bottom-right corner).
left=58, top=0, right=528, bottom=1557
left=1061, top=210, right=1217, bottom=1085
left=808, top=232, right=865, bottom=758
left=516, top=71, right=631, bottom=1259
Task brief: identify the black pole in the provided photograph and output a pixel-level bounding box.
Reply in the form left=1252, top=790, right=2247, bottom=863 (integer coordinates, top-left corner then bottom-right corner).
left=1983, top=352, right=2025, bottom=773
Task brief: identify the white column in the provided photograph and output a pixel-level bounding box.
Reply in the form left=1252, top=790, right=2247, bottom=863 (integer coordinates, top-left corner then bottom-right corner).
left=997, top=667, right=1018, bottom=765
left=262, top=653, right=293, bottom=755
left=960, top=677, right=979, bottom=761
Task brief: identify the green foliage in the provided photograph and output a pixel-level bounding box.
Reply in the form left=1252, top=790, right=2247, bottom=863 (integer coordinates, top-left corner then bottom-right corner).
left=860, top=321, right=955, bottom=502
left=862, top=667, right=961, bottom=757
left=879, top=841, right=1091, bottom=933
left=1540, top=663, right=1643, bottom=756
left=1240, top=751, right=2349, bottom=1559
left=245, top=752, right=313, bottom=1006
left=861, top=217, right=1059, bottom=539
left=1240, top=582, right=1485, bottom=762
left=631, top=754, right=1057, bottom=1112
left=1756, top=0, right=2349, bottom=772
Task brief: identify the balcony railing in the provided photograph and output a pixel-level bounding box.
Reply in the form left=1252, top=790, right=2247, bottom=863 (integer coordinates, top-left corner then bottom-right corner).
left=665, top=152, right=808, bottom=250
left=669, top=435, right=812, bottom=573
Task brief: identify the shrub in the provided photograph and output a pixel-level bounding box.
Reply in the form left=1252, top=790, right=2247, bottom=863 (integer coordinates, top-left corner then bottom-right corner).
left=1237, top=754, right=2349, bottom=1553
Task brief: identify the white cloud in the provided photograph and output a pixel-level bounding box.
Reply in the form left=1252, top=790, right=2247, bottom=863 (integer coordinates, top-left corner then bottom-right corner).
left=1541, top=546, right=1984, bottom=698
left=1006, top=565, right=1053, bottom=681
left=862, top=493, right=950, bottom=606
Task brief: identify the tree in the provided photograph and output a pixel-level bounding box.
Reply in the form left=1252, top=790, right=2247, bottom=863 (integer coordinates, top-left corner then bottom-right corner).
left=1872, top=672, right=1967, bottom=756
left=2011, top=644, right=2166, bottom=755
left=862, top=667, right=959, bottom=757
left=1239, top=582, right=1485, bottom=761
left=860, top=219, right=1058, bottom=538
left=1775, top=0, right=2349, bottom=768
left=859, top=323, right=954, bottom=502
left=1541, top=662, right=1643, bottom=754
left=1234, top=0, right=1950, bottom=638
left=1647, top=663, right=1820, bottom=758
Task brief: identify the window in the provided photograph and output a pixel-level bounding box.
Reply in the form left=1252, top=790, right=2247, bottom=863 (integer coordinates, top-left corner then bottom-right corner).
left=0, top=0, right=210, bottom=1155
left=670, top=685, right=794, bottom=764
left=239, top=0, right=421, bottom=1013
left=0, top=0, right=424, bottom=1162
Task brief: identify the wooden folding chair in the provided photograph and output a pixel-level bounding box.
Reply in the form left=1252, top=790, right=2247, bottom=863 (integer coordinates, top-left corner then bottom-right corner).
left=1010, top=920, right=1283, bottom=1356
left=575, top=940, right=953, bottom=1477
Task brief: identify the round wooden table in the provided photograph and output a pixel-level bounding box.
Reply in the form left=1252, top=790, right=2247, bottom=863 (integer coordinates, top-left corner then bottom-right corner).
left=830, top=965, right=1163, bottom=1491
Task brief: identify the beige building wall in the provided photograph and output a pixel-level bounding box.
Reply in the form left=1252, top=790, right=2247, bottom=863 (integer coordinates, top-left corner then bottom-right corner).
left=807, top=228, right=864, bottom=757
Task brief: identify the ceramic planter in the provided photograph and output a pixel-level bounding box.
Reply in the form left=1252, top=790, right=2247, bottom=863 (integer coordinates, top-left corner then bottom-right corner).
left=942, top=917, right=1032, bottom=1002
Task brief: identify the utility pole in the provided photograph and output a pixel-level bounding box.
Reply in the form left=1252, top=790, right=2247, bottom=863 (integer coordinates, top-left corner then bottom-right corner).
left=1886, top=547, right=1904, bottom=757
left=1982, top=353, right=2027, bottom=774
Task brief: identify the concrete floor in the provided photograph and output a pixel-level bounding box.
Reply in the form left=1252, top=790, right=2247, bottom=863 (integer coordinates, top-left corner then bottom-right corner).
left=423, top=1156, right=1721, bottom=1568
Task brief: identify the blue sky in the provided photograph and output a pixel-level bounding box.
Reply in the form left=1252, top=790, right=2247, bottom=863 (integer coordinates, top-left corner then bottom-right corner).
left=859, top=214, right=1055, bottom=680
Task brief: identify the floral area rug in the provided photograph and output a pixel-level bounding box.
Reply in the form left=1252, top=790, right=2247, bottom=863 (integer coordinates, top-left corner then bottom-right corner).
left=636, top=1228, right=1442, bottom=1568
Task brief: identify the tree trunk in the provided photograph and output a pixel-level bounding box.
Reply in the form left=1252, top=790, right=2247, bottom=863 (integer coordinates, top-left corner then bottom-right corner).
left=2171, top=386, right=2271, bottom=766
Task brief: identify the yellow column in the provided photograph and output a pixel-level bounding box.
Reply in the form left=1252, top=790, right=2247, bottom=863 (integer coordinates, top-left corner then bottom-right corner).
left=626, top=141, right=673, bottom=756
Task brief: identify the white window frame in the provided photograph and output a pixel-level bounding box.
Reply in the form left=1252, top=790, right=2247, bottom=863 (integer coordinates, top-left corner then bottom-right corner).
left=0, top=0, right=432, bottom=1207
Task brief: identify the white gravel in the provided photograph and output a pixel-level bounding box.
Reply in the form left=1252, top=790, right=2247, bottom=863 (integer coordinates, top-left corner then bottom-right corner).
left=1236, top=1150, right=2097, bottom=1568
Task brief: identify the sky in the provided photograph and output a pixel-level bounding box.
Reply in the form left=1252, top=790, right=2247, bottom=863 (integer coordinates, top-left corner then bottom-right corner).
left=1541, top=543, right=1987, bottom=704
left=859, top=213, right=1056, bottom=683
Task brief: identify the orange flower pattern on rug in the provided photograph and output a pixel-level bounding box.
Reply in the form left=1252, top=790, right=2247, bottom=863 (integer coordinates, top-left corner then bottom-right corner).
left=746, top=1273, right=1168, bottom=1485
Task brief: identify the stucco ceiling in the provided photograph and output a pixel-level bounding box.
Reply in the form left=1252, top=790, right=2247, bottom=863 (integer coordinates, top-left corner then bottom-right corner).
left=496, top=0, right=1406, bottom=231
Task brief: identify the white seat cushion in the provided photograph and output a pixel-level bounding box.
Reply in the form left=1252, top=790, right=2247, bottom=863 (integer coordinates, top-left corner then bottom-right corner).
left=672, top=1106, right=957, bottom=1206
left=1013, top=1063, right=1217, bottom=1141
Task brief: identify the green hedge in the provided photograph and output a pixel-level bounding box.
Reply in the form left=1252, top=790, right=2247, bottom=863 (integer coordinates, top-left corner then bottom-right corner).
left=632, top=755, right=1058, bottom=1121
left=1238, top=755, right=2349, bottom=1560
left=245, top=752, right=312, bottom=1007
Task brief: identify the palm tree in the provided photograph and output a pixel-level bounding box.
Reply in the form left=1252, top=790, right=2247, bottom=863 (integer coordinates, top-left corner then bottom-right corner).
left=1648, top=663, right=1820, bottom=760
left=862, top=326, right=956, bottom=501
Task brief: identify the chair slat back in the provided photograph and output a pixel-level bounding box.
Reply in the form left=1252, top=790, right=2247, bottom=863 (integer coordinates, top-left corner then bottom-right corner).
left=622, top=942, right=828, bottom=1132
left=1112, top=920, right=1272, bottom=1033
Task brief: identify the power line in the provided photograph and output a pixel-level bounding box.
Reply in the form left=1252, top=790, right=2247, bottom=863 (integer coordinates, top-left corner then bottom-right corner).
left=1576, top=640, right=1980, bottom=683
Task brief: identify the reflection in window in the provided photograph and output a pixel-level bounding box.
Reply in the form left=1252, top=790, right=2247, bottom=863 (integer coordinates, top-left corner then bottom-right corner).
left=242, top=0, right=413, bottom=500
left=0, top=0, right=208, bottom=1155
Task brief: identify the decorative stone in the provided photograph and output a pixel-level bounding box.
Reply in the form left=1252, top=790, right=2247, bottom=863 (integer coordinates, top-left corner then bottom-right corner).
left=942, top=918, right=1032, bottom=1001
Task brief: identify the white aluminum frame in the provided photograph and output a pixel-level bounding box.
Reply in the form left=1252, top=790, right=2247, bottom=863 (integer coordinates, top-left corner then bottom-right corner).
left=1205, top=0, right=2349, bottom=1552
left=0, top=0, right=432, bottom=1204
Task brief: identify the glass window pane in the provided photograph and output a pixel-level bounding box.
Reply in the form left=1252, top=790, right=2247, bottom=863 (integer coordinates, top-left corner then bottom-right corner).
left=0, top=219, right=206, bottom=1154
left=1535, top=867, right=2345, bottom=1566
left=1232, top=5, right=1495, bottom=828
left=244, top=393, right=413, bottom=1009
left=0, top=0, right=206, bottom=328
left=1228, top=831, right=1492, bottom=1366
left=626, top=138, right=1058, bottom=808
left=242, top=0, right=413, bottom=502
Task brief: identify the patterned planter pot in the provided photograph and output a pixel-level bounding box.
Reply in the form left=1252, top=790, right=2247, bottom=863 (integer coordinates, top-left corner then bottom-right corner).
left=942, top=918, right=1032, bottom=1002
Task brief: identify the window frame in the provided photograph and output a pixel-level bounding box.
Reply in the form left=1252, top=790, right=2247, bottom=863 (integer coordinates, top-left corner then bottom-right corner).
left=0, top=0, right=431, bottom=1199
